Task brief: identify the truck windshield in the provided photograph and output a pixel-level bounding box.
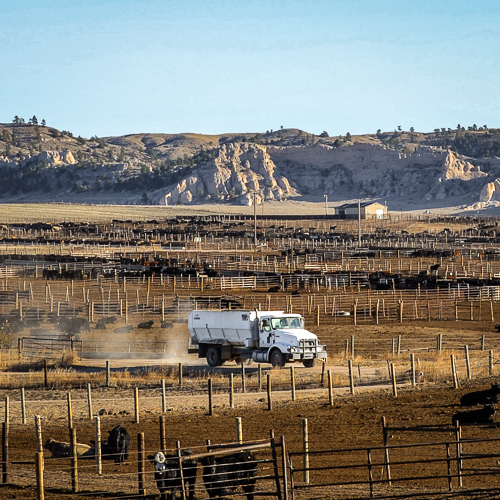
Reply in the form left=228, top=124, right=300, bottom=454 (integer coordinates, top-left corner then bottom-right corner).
left=271, top=317, right=303, bottom=329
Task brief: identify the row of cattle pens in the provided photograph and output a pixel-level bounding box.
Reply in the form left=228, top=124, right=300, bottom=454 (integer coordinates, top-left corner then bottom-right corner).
left=0, top=214, right=499, bottom=247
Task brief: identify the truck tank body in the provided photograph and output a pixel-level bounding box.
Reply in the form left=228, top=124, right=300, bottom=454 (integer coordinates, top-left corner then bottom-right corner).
left=188, top=310, right=260, bottom=348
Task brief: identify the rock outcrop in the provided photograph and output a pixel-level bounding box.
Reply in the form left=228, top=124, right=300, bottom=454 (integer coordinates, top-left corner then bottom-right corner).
left=152, top=143, right=298, bottom=206
left=31, top=150, right=77, bottom=166
left=152, top=142, right=498, bottom=207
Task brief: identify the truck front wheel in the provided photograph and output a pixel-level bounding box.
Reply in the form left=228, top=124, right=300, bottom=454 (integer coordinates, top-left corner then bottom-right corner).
left=303, top=358, right=317, bottom=368
left=269, top=349, right=285, bottom=368
left=206, top=347, right=222, bottom=367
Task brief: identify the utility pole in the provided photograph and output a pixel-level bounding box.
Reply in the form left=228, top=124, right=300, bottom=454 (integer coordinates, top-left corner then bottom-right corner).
left=358, top=199, right=361, bottom=247
left=324, top=194, right=328, bottom=216
left=253, top=192, right=257, bottom=247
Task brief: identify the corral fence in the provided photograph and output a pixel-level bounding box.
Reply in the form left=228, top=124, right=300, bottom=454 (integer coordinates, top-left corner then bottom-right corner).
left=3, top=275, right=500, bottom=330
left=288, top=418, right=500, bottom=499
left=6, top=408, right=500, bottom=499
left=1, top=416, right=288, bottom=500
left=17, top=336, right=83, bottom=359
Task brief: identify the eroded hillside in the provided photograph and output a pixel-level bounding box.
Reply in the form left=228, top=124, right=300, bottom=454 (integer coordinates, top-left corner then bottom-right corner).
left=1, top=122, right=500, bottom=210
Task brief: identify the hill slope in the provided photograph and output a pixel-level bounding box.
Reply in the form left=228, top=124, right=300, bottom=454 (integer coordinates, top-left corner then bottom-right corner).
left=1, top=123, right=500, bottom=211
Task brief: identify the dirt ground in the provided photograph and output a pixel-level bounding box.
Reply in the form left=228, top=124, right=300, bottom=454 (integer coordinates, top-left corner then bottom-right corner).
left=3, top=320, right=500, bottom=499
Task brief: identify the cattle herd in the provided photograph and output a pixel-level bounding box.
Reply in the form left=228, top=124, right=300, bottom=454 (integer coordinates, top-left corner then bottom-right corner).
left=452, top=384, right=500, bottom=425
left=42, top=422, right=259, bottom=499
left=152, top=448, right=257, bottom=500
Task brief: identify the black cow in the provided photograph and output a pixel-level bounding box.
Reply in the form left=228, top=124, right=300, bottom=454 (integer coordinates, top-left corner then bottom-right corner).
left=55, top=316, right=91, bottom=334
left=95, top=319, right=107, bottom=330
left=160, top=321, right=174, bottom=329
left=460, top=384, right=500, bottom=406
left=267, top=286, right=281, bottom=293
left=452, top=404, right=495, bottom=425
left=42, top=269, right=59, bottom=280
left=151, top=450, right=197, bottom=500
left=102, top=425, right=130, bottom=464
left=138, top=320, right=154, bottom=329
left=100, top=316, right=117, bottom=325
left=495, top=324, right=500, bottom=333
left=113, top=325, right=134, bottom=334
left=201, top=450, right=257, bottom=500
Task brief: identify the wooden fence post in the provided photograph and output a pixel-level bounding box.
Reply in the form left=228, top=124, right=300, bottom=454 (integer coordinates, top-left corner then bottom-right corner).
left=328, top=370, right=333, bottom=406
left=489, top=350, right=494, bottom=377
left=348, top=360, right=355, bottom=395
left=106, top=360, right=111, bottom=387
left=236, top=417, right=243, bottom=444
left=35, top=415, right=44, bottom=500
left=290, top=366, right=296, bottom=401
left=35, top=449, right=44, bottom=500
left=208, top=379, right=213, bottom=416
left=66, top=392, right=73, bottom=437
left=43, top=359, right=48, bottom=388
left=455, top=421, right=463, bottom=488
left=95, top=416, right=102, bottom=475
left=302, top=418, right=309, bottom=484
left=464, top=345, right=471, bottom=379
left=391, top=363, right=397, bottom=397
left=159, top=415, right=166, bottom=453
left=410, top=353, right=416, bottom=387
left=267, top=374, right=272, bottom=411
left=161, top=379, right=166, bottom=413
left=381, top=416, right=392, bottom=484
left=2, top=421, right=8, bottom=484
left=451, top=355, right=459, bottom=389
left=350, top=335, right=355, bottom=359
left=241, top=363, right=246, bottom=393
left=134, top=387, right=140, bottom=424
left=137, top=432, right=146, bottom=496
left=21, top=388, right=26, bottom=425
left=229, top=373, right=234, bottom=409
left=87, top=383, right=93, bottom=419
left=70, top=426, right=78, bottom=493
left=178, top=363, right=183, bottom=388
left=3, top=397, right=8, bottom=429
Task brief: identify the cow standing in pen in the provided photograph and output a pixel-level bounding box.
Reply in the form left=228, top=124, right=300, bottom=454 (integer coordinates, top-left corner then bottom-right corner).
left=201, top=450, right=257, bottom=500
left=102, top=425, right=130, bottom=464
left=152, top=450, right=197, bottom=500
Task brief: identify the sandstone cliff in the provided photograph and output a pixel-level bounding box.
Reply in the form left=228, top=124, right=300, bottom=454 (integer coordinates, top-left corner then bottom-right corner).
left=151, top=142, right=497, bottom=208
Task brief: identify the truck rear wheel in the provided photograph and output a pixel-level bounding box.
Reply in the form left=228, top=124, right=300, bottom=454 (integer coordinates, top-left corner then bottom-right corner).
left=206, top=347, right=222, bottom=367
left=303, top=358, right=317, bottom=368
left=269, top=349, right=285, bottom=368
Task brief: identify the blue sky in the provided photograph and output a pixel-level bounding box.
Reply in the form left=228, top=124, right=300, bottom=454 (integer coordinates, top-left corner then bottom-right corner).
left=1, top=0, right=498, bottom=138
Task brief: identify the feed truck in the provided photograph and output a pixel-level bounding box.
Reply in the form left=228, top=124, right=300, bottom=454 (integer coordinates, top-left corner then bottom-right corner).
left=188, top=309, right=327, bottom=367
